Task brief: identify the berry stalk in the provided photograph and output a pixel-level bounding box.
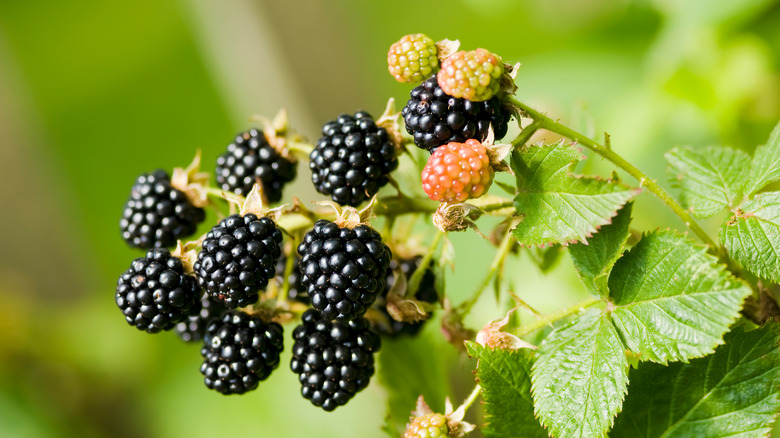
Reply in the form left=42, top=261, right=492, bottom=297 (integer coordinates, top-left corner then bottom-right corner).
left=508, top=97, right=722, bottom=254
left=514, top=296, right=601, bottom=337
left=458, top=227, right=516, bottom=316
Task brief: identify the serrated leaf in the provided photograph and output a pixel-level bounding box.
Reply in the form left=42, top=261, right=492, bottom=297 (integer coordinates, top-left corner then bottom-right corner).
left=511, top=143, right=639, bottom=247
left=612, top=323, right=780, bottom=437
left=466, top=343, right=547, bottom=438
left=378, top=330, right=458, bottom=435
left=666, top=146, right=751, bottom=218
left=747, top=121, right=780, bottom=196
left=608, top=230, right=751, bottom=364
left=532, top=308, right=628, bottom=438
left=720, top=191, right=780, bottom=284
left=569, top=202, right=633, bottom=297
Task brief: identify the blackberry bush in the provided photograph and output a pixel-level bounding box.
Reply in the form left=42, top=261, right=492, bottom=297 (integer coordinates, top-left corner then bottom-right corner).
left=115, top=248, right=201, bottom=333
left=372, top=257, right=438, bottom=337
left=215, top=128, right=297, bottom=203
left=120, top=170, right=206, bottom=249
left=200, top=311, right=284, bottom=395
left=194, top=213, right=283, bottom=308
left=402, top=75, right=510, bottom=151
left=290, top=309, right=380, bottom=411
left=297, top=219, right=392, bottom=321
left=309, top=111, right=398, bottom=206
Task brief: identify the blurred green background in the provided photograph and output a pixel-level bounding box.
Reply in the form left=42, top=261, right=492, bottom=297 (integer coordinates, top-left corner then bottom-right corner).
left=1, top=0, right=779, bottom=437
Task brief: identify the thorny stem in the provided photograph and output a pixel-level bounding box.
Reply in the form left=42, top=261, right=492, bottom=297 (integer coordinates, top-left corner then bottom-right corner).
left=406, top=231, right=445, bottom=298
left=514, top=296, right=601, bottom=337
left=511, top=120, right=542, bottom=147
left=458, top=229, right=516, bottom=316
left=508, top=97, right=723, bottom=255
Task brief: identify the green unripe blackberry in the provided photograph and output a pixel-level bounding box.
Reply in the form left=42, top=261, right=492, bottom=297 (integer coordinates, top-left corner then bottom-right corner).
left=194, top=214, right=283, bottom=308
left=215, top=129, right=297, bottom=203
left=116, top=248, right=201, bottom=333
left=200, top=311, right=284, bottom=395
left=120, top=170, right=206, bottom=249
left=438, top=49, right=504, bottom=102
left=403, top=413, right=450, bottom=438
left=387, top=33, right=439, bottom=84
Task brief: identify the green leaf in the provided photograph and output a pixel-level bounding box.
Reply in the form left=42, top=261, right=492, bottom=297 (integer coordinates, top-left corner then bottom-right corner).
left=747, top=121, right=780, bottom=195
left=532, top=308, right=628, bottom=438
left=378, top=329, right=458, bottom=435
left=569, top=202, right=633, bottom=296
left=720, top=191, right=780, bottom=284
left=511, top=143, right=640, bottom=247
left=665, top=146, right=751, bottom=218
left=466, top=343, right=547, bottom=438
left=612, top=323, right=780, bottom=437
left=526, top=245, right=563, bottom=273
left=608, top=231, right=751, bottom=364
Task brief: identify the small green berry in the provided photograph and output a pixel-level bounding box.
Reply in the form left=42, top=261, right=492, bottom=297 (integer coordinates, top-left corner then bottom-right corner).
left=403, top=413, right=449, bottom=438
left=437, top=48, right=504, bottom=102
left=388, top=33, right=440, bottom=84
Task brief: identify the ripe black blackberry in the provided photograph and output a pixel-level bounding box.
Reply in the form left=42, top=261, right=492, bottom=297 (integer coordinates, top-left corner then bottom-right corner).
left=372, top=257, right=438, bottom=337
left=297, top=219, right=392, bottom=321
left=120, top=170, right=206, bottom=249
left=402, top=74, right=510, bottom=152
left=309, top=111, right=398, bottom=206
left=200, top=311, right=284, bottom=395
left=215, top=129, right=297, bottom=203
left=290, top=309, right=380, bottom=411
left=275, top=254, right=308, bottom=304
left=193, top=214, right=283, bottom=308
left=175, top=294, right=228, bottom=342
left=116, top=248, right=201, bottom=333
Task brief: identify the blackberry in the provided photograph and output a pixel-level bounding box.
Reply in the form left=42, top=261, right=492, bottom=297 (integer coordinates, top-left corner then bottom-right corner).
left=290, top=309, right=380, bottom=411
left=193, top=214, right=283, bottom=308
left=200, top=311, right=284, bottom=395
left=387, top=33, right=439, bottom=84
left=438, top=49, right=504, bottom=102
left=402, top=75, right=510, bottom=152
left=404, top=413, right=450, bottom=438
left=421, top=139, right=494, bottom=203
left=275, top=254, right=308, bottom=304
left=309, top=112, right=398, bottom=207
left=297, top=220, right=392, bottom=321
left=115, top=248, right=201, bottom=333
left=120, top=170, right=206, bottom=249
left=372, top=257, right=438, bottom=337
left=215, top=129, right=297, bottom=203
left=175, top=294, right=229, bottom=342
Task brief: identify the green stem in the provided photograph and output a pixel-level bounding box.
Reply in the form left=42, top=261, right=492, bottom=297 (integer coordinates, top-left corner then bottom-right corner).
left=458, top=229, right=515, bottom=315
left=453, top=384, right=482, bottom=417
left=509, top=97, right=721, bottom=253
left=515, top=296, right=600, bottom=337
left=406, top=231, right=445, bottom=298
left=511, top=120, right=542, bottom=147
left=479, top=200, right=515, bottom=213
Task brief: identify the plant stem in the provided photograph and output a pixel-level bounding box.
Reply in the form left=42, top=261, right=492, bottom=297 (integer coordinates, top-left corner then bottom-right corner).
left=515, top=296, right=601, bottom=337
left=511, top=120, right=542, bottom=147
left=453, top=384, right=482, bottom=417
left=458, top=229, right=516, bottom=315
left=406, top=231, right=445, bottom=298
left=508, top=97, right=721, bottom=253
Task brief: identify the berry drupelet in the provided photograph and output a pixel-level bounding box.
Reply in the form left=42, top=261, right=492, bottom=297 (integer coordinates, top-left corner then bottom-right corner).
left=372, top=257, right=438, bottom=337
left=297, top=219, right=392, bottom=321
left=309, top=112, right=398, bottom=207
left=175, top=294, right=229, bottom=342
left=215, top=129, right=297, bottom=203
left=194, top=214, right=283, bottom=309
left=116, top=248, right=202, bottom=333
left=290, top=309, right=381, bottom=411
left=200, top=311, right=284, bottom=395
left=120, top=170, right=206, bottom=249
left=402, top=75, right=510, bottom=152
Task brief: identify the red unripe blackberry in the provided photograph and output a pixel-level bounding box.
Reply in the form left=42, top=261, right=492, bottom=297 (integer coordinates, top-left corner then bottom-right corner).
left=421, top=139, right=494, bottom=203
left=116, top=248, right=202, bottom=333
left=309, top=112, right=398, bottom=207
left=372, top=257, right=438, bottom=337
left=437, top=48, right=504, bottom=102
left=297, top=220, right=392, bottom=321
left=402, top=75, right=510, bottom=152
left=387, top=33, right=439, bottom=84
left=120, top=170, right=206, bottom=249
left=290, top=309, right=380, bottom=411
left=215, top=129, right=297, bottom=203
left=194, top=214, right=283, bottom=309
left=175, top=294, right=228, bottom=342
left=200, top=311, right=284, bottom=395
